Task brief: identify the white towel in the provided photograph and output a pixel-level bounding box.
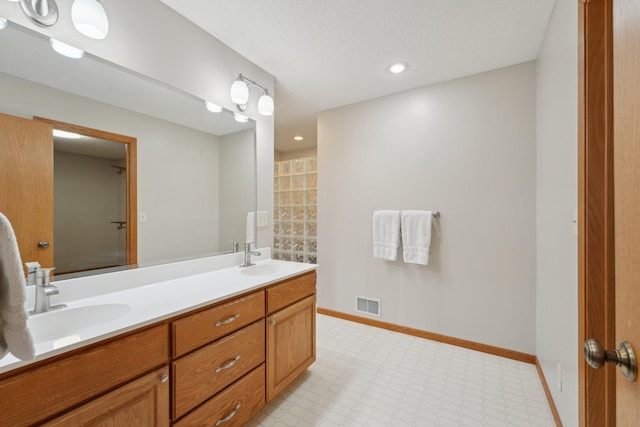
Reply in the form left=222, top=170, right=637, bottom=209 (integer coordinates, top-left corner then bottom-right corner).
left=401, top=210, right=432, bottom=265
left=372, top=210, right=401, bottom=261
left=0, top=212, right=35, bottom=360
left=246, top=211, right=255, bottom=244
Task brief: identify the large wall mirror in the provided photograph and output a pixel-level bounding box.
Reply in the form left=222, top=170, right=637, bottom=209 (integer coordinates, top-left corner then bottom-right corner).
left=0, top=23, right=257, bottom=279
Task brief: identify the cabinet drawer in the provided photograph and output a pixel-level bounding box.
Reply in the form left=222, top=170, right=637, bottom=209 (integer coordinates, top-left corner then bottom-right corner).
left=173, top=320, right=265, bottom=419
left=266, top=270, right=316, bottom=315
left=0, top=325, right=169, bottom=426
left=174, top=364, right=266, bottom=427
left=172, top=290, right=264, bottom=357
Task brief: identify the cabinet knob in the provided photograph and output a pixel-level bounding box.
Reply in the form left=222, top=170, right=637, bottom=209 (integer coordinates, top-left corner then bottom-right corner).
left=37, top=241, right=49, bottom=248
left=270, top=319, right=276, bottom=326
left=160, top=374, right=169, bottom=383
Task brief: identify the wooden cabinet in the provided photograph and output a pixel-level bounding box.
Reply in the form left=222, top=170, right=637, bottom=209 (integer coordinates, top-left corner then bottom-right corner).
left=266, top=271, right=316, bottom=401
left=43, top=366, right=170, bottom=426
left=0, top=269, right=316, bottom=425
left=173, top=320, right=265, bottom=419
left=0, top=325, right=169, bottom=426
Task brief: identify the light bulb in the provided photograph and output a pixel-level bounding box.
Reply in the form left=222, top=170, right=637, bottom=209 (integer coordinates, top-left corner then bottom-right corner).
left=258, top=93, right=274, bottom=116
left=230, top=79, right=249, bottom=105
left=389, top=62, right=408, bottom=74
left=71, top=0, right=109, bottom=40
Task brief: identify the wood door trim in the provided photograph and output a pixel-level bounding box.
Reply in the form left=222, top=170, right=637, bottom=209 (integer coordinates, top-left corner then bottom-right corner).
left=34, top=117, right=138, bottom=267
left=317, top=307, right=536, bottom=364
left=578, top=1, right=616, bottom=426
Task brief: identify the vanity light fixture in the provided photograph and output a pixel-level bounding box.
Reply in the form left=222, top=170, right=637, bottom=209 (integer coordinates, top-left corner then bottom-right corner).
left=233, top=112, right=249, bottom=123
left=0, top=17, right=7, bottom=30
left=294, top=136, right=304, bottom=141
left=229, top=73, right=274, bottom=116
left=389, top=62, right=408, bottom=74
left=50, top=38, right=84, bottom=59
left=71, top=0, right=109, bottom=40
left=205, top=100, right=223, bottom=113
left=19, top=0, right=59, bottom=27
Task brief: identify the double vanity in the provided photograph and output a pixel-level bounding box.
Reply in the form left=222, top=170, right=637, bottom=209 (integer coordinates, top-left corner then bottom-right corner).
left=0, top=250, right=317, bottom=426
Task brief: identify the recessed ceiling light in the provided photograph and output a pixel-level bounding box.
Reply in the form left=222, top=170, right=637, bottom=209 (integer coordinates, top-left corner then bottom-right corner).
left=53, top=129, right=82, bottom=139
left=50, top=38, right=84, bottom=59
left=389, top=62, right=408, bottom=74
left=205, top=100, right=223, bottom=113
left=294, top=136, right=304, bottom=141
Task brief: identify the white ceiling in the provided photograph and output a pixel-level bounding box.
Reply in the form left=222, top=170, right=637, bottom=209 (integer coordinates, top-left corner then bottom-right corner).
left=160, top=0, right=557, bottom=151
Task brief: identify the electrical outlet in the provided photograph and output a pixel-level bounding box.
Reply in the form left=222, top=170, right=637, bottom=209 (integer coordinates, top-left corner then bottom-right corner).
left=557, top=363, right=562, bottom=391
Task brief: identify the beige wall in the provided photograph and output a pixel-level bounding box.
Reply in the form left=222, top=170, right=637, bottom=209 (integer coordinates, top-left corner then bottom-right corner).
left=535, top=0, right=578, bottom=424
left=318, top=62, right=537, bottom=354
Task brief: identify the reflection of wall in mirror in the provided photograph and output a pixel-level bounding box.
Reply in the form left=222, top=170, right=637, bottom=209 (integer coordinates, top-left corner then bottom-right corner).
left=0, top=71, right=250, bottom=265
left=219, top=129, right=256, bottom=250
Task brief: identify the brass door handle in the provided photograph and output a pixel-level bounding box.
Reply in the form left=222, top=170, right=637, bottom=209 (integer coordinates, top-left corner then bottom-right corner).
left=584, top=339, right=637, bottom=381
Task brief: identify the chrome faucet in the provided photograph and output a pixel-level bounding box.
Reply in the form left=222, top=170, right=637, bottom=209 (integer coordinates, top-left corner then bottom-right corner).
left=28, top=265, right=66, bottom=315
left=240, top=242, right=261, bottom=268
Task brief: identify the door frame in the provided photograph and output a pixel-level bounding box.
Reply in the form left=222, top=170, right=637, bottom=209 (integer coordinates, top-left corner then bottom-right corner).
left=35, top=117, right=139, bottom=268
left=578, top=0, right=616, bottom=425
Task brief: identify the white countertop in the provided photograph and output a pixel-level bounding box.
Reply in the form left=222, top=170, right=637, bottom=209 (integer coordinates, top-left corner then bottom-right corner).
left=0, top=250, right=317, bottom=374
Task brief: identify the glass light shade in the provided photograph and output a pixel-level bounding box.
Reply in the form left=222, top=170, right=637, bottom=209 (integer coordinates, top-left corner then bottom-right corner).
left=0, top=17, right=7, bottom=30
left=50, top=38, right=84, bottom=59
left=258, top=93, right=274, bottom=116
left=233, top=113, right=249, bottom=123
left=230, top=79, right=249, bottom=105
left=205, top=100, right=223, bottom=113
left=71, top=0, right=109, bottom=40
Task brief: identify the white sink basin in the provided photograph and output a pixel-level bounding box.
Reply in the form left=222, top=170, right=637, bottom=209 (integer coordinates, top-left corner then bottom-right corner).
left=28, top=304, right=130, bottom=344
left=240, top=262, right=298, bottom=276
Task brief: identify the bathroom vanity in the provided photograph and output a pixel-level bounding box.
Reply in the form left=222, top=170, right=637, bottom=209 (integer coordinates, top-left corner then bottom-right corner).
left=0, top=254, right=316, bottom=426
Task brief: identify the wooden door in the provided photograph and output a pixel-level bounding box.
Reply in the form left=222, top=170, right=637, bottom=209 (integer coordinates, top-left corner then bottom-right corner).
left=266, top=294, right=316, bottom=401
left=43, top=367, right=170, bottom=426
left=0, top=113, right=53, bottom=270
left=612, top=0, right=640, bottom=424
left=580, top=0, right=640, bottom=425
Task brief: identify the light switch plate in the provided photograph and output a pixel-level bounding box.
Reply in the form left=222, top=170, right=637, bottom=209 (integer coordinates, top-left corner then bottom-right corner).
left=256, top=211, right=268, bottom=227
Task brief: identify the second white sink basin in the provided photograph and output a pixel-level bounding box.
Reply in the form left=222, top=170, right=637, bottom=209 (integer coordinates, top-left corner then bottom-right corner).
left=240, top=262, right=299, bottom=276
left=28, top=304, right=131, bottom=345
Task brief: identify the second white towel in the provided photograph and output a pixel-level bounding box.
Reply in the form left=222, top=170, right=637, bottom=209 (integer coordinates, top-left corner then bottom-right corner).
left=401, top=210, right=432, bottom=265
left=372, top=210, right=401, bottom=261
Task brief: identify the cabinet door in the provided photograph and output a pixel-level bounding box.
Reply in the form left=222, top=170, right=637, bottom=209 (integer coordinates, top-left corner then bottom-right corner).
left=266, top=294, right=316, bottom=401
left=0, top=113, right=53, bottom=270
left=43, top=367, right=170, bottom=427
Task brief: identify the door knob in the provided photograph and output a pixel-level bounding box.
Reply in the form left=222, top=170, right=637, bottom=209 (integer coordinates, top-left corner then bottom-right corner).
left=583, top=339, right=637, bottom=381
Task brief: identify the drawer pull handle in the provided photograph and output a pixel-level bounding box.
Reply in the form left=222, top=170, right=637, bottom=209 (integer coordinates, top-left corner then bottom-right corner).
left=215, top=313, right=240, bottom=327
left=215, top=355, right=241, bottom=373
left=215, top=403, right=241, bottom=426
left=160, top=374, right=169, bottom=383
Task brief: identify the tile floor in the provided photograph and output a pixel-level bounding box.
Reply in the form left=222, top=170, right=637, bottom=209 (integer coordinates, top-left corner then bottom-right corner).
left=247, top=314, right=556, bottom=427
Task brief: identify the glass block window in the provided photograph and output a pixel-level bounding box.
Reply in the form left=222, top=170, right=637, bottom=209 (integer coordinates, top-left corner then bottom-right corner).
left=274, top=157, right=317, bottom=264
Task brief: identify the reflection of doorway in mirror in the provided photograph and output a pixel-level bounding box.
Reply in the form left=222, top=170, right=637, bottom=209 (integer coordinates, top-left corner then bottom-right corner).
left=273, top=157, right=317, bottom=263
left=35, top=118, right=138, bottom=275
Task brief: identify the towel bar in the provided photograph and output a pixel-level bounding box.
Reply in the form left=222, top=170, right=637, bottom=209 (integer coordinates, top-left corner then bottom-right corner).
left=372, top=210, right=441, bottom=218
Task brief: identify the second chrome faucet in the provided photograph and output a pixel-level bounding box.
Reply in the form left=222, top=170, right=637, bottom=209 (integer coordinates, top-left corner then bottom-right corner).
left=26, top=262, right=66, bottom=315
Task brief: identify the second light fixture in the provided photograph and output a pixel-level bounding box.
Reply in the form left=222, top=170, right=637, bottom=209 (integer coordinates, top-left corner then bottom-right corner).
left=230, top=73, right=274, bottom=116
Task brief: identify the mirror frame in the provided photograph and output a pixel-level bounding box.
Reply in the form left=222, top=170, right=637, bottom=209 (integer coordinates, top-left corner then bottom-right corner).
left=34, top=116, right=138, bottom=268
